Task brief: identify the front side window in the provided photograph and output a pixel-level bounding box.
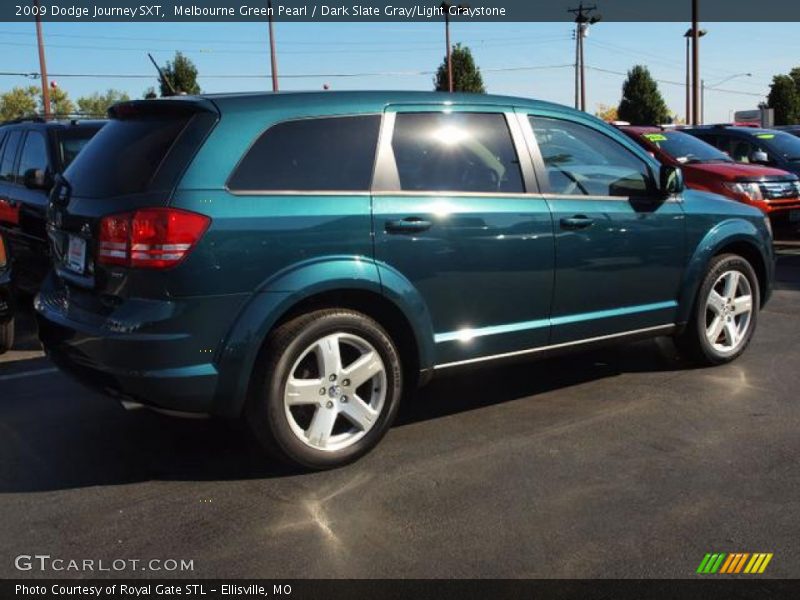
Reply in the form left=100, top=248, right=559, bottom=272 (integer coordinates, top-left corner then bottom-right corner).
left=17, top=132, right=49, bottom=179
left=0, top=131, right=22, bottom=183
left=531, top=117, right=653, bottom=197
left=228, top=115, right=381, bottom=192
left=390, top=112, right=524, bottom=193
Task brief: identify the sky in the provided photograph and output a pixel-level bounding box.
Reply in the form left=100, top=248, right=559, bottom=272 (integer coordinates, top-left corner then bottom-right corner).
left=0, top=20, right=794, bottom=123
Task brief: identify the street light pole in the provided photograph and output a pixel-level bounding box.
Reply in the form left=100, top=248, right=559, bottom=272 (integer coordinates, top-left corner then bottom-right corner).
left=703, top=73, right=752, bottom=123
left=34, top=0, right=51, bottom=119
left=691, top=0, right=701, bottom=125
left=267, top=0, right=279, bottom=92
left=684, top=28, right=706, bottom=124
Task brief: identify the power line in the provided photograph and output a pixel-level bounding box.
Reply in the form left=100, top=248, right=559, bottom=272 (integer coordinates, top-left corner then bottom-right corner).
left=0, top=28, right=569, bottom=47
left=585, top=65, right=765, bottom=97
left=0, top=63, right=574, bottom=81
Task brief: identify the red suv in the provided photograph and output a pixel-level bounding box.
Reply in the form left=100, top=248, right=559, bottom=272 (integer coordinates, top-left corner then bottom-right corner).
left=619, top=126, right=800, bottom=226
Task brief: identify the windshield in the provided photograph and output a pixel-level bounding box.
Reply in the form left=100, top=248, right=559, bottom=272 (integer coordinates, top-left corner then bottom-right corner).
left=641, top=131, right=732, bottom=164
left=754, top=131, right=800, bottom=161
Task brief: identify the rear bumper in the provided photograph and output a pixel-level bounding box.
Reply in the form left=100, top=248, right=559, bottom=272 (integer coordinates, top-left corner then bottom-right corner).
left=34, top=278, right=248, bottom=415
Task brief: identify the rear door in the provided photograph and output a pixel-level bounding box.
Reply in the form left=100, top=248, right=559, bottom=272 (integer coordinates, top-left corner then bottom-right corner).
left=523, top=113, right=686, bottom=343
left=372, top=105, right=555, bottom=367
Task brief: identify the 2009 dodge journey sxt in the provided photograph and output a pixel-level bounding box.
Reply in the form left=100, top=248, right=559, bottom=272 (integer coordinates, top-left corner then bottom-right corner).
left=35, top=91, right=774, bottom=469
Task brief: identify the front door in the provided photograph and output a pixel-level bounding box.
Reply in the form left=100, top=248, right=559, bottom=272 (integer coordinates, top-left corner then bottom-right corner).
left=524, top=114, right=686, bottom=343
left=372, top=107, right=555, bottom=367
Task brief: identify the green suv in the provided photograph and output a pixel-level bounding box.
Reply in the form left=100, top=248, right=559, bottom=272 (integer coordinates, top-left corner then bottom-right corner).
left=36, top=92, right=773, bottom=469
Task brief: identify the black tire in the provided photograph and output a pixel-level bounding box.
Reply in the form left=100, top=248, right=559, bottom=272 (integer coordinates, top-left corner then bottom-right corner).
left=246, top=309, right=403, bottom=470
left=675, top=253, right=760, bottom=366
left=0, top=318, right=13, bottom=354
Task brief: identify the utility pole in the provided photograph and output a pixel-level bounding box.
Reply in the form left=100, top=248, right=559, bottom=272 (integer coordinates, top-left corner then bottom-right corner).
left=684, top=27, right=706, bottom=124
left=268, top=0, right=279, bottom=92
left=691, top=0, right=701, bottom=125
left=34, top=0, right=51, bottom=118
left=442, top=2, right=454, bottom=92
left=568, top=3, right=601, bottom=112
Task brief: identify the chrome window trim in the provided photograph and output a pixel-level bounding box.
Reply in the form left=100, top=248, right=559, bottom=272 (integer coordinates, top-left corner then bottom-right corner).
left=433, top=323, right=676, bottom=370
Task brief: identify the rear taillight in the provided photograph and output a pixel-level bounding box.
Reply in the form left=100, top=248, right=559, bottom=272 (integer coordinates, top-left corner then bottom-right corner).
left=0, top=235, right=7, bottom=269
left=98, top=208, right=210, bottom=269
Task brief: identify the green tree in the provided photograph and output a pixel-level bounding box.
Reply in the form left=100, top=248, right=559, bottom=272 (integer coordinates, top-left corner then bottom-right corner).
left=767, top=74, right=800, bottom=125
left=434, top=44, right=485, bottom=93
left=0, top=86, right=39, bottom=121
left=46, top=86, right=75, bottom=117
left=160, top=52, right=200, bottom=96
left=143, top=87, right=158, bottom=100
left=617, top=65, right=670, bottom=125
left=77, top=89, right=130, bottom=116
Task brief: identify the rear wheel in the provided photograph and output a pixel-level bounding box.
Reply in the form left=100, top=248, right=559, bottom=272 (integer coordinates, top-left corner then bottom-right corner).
left=675, top=254, right=759, bottom=365
left=0, top=318, right=13, bottom=354
left=246, top=309, right=403, bottom=470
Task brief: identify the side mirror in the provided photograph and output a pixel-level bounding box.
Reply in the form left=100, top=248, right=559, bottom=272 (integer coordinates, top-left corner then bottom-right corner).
left=23, top=168, right=52, bottom=191
left=750, top=150, right=770, bottom=165
left=660, top=165, right=684, bottom=196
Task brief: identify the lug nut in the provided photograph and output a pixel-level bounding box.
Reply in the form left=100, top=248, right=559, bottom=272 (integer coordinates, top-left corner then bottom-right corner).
left=341, top=395, right=348, bottom=403
left=329, top=374, right=337, bottom=382
left=326, top=401, right=334, bottom=409
left=319, top=388, right=326, bottom=395
left=342, top=379, right=350, bottom=387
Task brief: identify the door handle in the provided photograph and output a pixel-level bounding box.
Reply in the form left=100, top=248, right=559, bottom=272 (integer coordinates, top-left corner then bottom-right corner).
left=560, top=215, right=594, bottom=230
left=385, top=217, right=432, bottom=234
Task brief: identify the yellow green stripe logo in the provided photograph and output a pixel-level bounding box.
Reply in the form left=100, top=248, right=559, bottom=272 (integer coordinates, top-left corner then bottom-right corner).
left=697, top=553, right=773, bottom=574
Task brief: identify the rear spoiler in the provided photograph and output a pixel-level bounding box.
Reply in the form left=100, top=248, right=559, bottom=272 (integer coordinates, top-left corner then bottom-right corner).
left=108, top=98, right=219, bottom=120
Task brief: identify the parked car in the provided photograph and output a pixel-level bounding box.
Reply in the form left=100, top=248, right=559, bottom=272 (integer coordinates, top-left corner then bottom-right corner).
left=0, top=117, right=104, bottom=349
left=619, top=126, right=800, bottom=223
left=683, top=125, right=800, bottom=229
left=36, top=92, right=773, bottom=469
left=0, top=232, right=12, bottom=353
left=775, top=125, right=800, bottom=138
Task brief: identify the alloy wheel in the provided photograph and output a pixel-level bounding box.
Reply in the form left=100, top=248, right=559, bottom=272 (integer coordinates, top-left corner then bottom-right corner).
left=704, top=269, right=754, bottom=355
left=282, top=332, right=387, bottom=452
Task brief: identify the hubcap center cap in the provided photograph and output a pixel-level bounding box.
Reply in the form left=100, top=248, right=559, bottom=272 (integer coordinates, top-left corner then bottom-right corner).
left=328, top=385, right=342, bottom=399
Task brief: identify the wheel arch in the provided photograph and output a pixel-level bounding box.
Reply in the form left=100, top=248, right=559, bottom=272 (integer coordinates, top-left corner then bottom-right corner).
left=677, top=219, right=773, bottom=324
left=212, top=258, right=435, bottom=418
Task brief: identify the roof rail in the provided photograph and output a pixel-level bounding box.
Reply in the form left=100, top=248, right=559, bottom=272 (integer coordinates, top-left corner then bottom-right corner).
left=1, top=112, right=107, bottom=126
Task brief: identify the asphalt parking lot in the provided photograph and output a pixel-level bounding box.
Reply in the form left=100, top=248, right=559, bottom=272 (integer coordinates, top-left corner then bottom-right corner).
left=1, top=243, right=799, bottom=579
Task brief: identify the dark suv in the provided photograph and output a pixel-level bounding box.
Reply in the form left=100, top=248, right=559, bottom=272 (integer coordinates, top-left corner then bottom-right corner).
left=0, top=117, right=104, bottom=348
left=684, top=125, right=800, bottom=229
left=36, top=92, right=773, bottom=469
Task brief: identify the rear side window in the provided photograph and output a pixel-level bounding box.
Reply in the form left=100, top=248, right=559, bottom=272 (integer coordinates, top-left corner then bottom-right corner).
left=57, top=126, right=102, bottom=170
left=390, top=112, right=524, bottom=193
left=228, top=115, right=380, bottom=192
left=0, top=131, right=22, bottom=183
left=17, top=132, right=49, bottom=179
left=65, top=116, right=189, bottom=198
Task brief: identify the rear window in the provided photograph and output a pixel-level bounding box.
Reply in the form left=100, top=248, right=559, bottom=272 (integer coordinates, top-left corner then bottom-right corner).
left=228, top=115, right=381, bottom=192
left=57, top=126, right=103, bottom=170
left=64, top=116, right=189, bottom=198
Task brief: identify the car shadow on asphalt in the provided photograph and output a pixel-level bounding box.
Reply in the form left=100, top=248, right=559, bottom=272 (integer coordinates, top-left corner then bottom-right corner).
left=0, top=333, right=689, bottom=493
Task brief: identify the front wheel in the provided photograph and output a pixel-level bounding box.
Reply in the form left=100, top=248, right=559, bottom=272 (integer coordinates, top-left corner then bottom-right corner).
left=246, top=309, right=403, bottom=470
left=675, top=253, right=760, bottom=365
